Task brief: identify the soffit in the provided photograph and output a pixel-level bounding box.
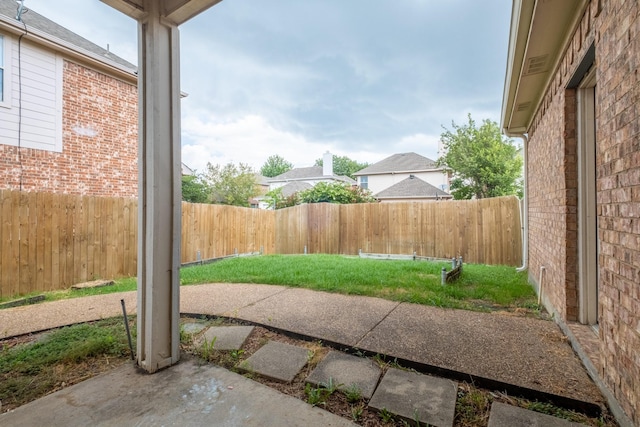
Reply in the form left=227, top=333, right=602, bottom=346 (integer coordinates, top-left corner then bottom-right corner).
left=501, top=0, right=588, bottom=134
left=101, top=0, right=223, bottom=25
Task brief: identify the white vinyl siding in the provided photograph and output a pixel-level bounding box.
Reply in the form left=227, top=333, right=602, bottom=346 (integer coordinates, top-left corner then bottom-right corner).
left=0, top=35, right=63, bottom=152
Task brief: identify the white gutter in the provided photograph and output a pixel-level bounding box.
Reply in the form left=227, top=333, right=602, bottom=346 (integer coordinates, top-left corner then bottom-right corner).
left=505, top=132, right=528, bottom=272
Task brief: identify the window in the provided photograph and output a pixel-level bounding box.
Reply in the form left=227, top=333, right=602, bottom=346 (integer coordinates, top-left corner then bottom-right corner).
left=0, top=34, right=11, bottom=108
left=0, top=35, right=5, bottom=103
left=360, top=176, right=368, bottom=190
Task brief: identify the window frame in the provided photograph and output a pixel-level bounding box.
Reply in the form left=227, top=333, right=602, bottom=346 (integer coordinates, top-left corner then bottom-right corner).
left=360, top=176, right=368, bottom=190
left=0, top=33, right=12, bottom=109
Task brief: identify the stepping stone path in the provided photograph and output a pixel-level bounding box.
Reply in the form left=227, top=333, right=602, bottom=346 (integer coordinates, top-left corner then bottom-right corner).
left=488, top=402, right=587, bottom=427
left=368, top=367, right=458, bottom=427
left=237, top=341, right=309, bottom=382
left=198, top=326, right=254, bottom=350
left=180, top=326, right=592, bottom=426
left=306, top=351, right=381, bottom=399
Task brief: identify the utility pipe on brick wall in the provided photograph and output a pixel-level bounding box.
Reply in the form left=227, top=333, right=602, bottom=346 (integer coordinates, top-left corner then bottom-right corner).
left=538, top=265, right=546, bottom=305
left=505, top=132, right=529, bottom=272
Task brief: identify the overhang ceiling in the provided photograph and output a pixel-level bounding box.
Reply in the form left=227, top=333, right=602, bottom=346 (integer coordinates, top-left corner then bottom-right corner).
left=501, top=0, right=589, bottom=135
left=101, top=0, right=224, bottom=25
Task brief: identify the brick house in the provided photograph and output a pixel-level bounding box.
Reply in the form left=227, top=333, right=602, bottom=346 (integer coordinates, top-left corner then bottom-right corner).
left=502, top=1, right=638, bottom=425
left=0, top=2, right=138, bottom=197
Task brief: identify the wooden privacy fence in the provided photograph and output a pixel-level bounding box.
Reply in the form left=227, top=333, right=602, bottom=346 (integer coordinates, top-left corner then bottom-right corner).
left=0, top=190, right=521, bottom=297
left=277, top=197, right=522, bottom=266
left=0, top=190, right=137, bottom=299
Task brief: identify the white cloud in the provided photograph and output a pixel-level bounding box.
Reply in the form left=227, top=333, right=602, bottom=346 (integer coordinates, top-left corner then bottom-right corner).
left=181, top=114, right=328, bottom=173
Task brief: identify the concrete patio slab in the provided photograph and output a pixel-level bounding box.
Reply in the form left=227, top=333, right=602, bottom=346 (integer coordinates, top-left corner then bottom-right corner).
left=180, top=283, right=288, bottom=317
left=237, top=341, right=309, bottom=383
left=356, top=303, right=602, bottom=405
left=0, top=291, right=136, bottom=338
left=198, top=325, right=254, bottom=350
left=368, top=367, right=458, bottom=427
left=0, top=356, right=356, bottom=426
left=488, top=402, right=587, bottom=427
left=306, top=351, right=382, bottom=399
left=235, top=287, right=400, bottom=345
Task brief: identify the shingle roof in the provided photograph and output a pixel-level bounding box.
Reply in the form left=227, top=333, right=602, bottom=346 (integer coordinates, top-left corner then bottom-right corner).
left=254, top=174, right=270, bottom=186
left=279, top=181, right=312, bottom=197
left=375, top=176, right=452, bottom=199
left=353, top=152, right=440, bottom=176
left=0, top=1, right=136, bottom=71
left=269, top=166, right=355, bottom=185
left=271, top=166, right=324, bottom=180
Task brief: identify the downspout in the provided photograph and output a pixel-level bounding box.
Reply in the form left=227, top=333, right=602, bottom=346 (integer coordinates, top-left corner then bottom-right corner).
left=505, top=132, right=528, bottom=272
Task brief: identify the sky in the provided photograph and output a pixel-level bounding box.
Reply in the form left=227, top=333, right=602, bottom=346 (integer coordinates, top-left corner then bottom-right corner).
left=21, top=0, right=512, bottom=174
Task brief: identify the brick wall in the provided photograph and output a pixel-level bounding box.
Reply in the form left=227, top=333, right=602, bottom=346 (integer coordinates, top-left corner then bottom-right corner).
left=527, top=0, right=640, bottom=422
left=0, top=60, right=138, bottom=197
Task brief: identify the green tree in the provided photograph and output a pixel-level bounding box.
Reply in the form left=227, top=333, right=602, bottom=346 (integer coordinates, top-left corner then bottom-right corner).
left=437, top=115, right=523, bottom=200
left=299, top=182, right=376, bottom=204
left=314, top=155, right=369, bottom=179
left=264, top=187, right=300, bottom=210
left=181, top=174, right=210, bottom=203
left=260, top=154, right=294, bottom=178
left=203, top=162, right=258, bottom=207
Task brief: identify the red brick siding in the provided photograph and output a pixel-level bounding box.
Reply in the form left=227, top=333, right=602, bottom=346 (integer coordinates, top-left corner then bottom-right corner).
left=0, top=60, right=138, bottom=197
left=527, top=0, right=640, bottom=422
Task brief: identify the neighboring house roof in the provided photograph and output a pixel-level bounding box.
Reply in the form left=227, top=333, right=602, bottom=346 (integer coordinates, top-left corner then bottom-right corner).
left=279, top=181, right=312, bottom=197
left=353, top=152, right=441, bottom=176
left=0, top=1, right=136, bottom=78
left=375, top=176, right=452, bottom=200
left=269, top=166, right=355, bottom=185
left=181, top=163, right=195, bottom=176
left=254, top=174, right=270, bottom=186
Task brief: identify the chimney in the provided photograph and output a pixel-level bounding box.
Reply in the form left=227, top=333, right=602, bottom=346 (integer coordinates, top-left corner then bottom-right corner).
left=323, top=151, right=333, bottom=176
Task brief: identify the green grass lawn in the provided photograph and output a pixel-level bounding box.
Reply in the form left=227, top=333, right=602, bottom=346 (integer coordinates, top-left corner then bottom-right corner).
left=17, top=254, right=537, bottom=313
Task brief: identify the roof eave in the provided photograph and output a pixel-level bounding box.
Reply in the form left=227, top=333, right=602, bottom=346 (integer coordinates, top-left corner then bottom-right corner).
left=501, top=0, right=589, bottom=135
left=0, top=15, right=137, bottom=83
left=354, top=167, right=445, bottom=176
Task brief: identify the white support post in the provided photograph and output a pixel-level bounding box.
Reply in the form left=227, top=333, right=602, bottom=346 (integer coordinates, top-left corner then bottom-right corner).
left=102, top=0, right=224, bottom=374
left=136, top=1, right=182, bottom=373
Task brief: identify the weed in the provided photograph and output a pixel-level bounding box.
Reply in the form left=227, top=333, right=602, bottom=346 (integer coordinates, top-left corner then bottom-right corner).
left=379, top=407, right=395, bottom=423
left=319, top=377, right=342, bottom=395
left=304, top=383, right=326, bottom=406
left=198, top=336, right=217, bottom=360
left=351, top=403, right=364, bottom=421
left=344, top=383, right=362, bottom=403
left=229, top=349, right=245, bottom=362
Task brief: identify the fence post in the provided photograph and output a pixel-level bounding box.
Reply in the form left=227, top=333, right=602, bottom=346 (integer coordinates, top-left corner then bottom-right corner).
left=441, top=267, right=446, bottom=286
left=451, top=257, right=457, bottom=270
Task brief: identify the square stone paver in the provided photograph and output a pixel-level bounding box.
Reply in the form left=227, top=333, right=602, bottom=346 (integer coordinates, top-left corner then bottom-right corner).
left=180, top=322, right=208, bottom=335
left=237, top=341, right=309, bottom=383
left=368, top=368, right=457, bottom=427
left=306, top=351, right=382, bottom=399
left=198, top=326, right=254, bottom=350
left=488, top=402, right=587, bottom=427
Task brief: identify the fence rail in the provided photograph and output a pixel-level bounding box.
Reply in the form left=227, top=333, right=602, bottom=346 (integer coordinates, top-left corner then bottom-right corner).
left=0, top=190, right=521, bottom=298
